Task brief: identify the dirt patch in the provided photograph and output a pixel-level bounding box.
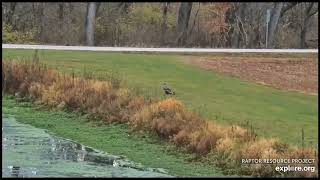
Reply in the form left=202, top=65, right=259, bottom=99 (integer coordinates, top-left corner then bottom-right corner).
left=184, top=55, right=318, bottom=95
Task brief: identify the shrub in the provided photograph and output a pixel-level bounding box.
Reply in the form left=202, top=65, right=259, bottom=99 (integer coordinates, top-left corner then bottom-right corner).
left=3, top=24, right=36, bottom=44
left=130, top=98, right=205, bottom=139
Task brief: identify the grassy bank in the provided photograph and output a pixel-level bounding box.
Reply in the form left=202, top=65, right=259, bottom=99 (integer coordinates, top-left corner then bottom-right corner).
left=2, top=96, right=224, bottom=177
left=2, top=49, right=318, bottom=147
left=2, top=60, right=317, bottom=177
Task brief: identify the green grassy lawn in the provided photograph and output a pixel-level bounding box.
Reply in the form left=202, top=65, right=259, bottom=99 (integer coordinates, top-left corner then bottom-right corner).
left=2, top=49, right=318, bottom=147
left=2, top=96, right=225, bottom=177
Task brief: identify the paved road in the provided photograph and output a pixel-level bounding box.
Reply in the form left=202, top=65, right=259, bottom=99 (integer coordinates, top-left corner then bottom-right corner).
left=2, top=44, right=318, bottom=54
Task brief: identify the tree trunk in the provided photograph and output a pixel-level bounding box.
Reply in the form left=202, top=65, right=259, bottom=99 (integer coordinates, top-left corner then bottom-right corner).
left=86, top=3, right=97, bottom=46
left=233, top=3, right=246, bottom=48
left=267, top=3, right=283, bottom=48
left=177, top=2, right=193, bottom=46
left=225, top=3, right=237, bottom=48
left=38, top=3, right=46, bottom=43
left=58, top=3, right=64, bottom=44
left=117, top=2, right=131, bottom=14
left=5, top=2, right=16, bottom=26
left=188, top=2, right=200, bottom=45
left=96, top=3, right=101, bottom=17
left=300, top=3, right=316, bottom=48
left=161, top=2, right=169, bottom=45
left=247, top=3, right=264, bottom=48
left=300, top=18, right=310, bottom=49
left=58, top=3, right=64, bottom=22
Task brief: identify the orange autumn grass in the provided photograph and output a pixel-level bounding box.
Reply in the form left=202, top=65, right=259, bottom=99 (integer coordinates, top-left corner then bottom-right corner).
left=2, top=60, right=318, bottom=177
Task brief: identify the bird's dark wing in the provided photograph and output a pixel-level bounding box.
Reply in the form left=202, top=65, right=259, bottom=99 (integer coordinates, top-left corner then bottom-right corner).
left=165, top=89, right=175, bottom=95
left=163, top=87, right=171, bottom=91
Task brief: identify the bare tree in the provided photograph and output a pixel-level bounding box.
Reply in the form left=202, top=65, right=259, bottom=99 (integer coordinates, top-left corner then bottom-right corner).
left=58, top=3, right=64, bottom=43
left=225, top=3, right=237, bottom=48
left=161, top=2, right=169, bottom=45
left=300, top=3, right=318, bottom=48
left=38, top=3, right=46, bottom=42
left=267, top=3, right=283, bottom=48
left=4, top=2, right=16, bottom=26
left=96, top=3, right=101, bottom=16
left=177, top=2, right=193, bottom=46
left=231, top=3, right=247, bottom=48
left=280, top=2, right=300, bottom=18
left=86, top=2, right=97, bottom=46
left=188, top=2, right=200, bottom=40
left=117, top=2, right=131, bottom=14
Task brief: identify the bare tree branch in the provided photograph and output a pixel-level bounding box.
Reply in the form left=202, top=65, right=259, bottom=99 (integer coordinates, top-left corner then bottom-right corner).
left=307, top=3, right=318, bottom=17
left=280, top=2, right=300, bottom=18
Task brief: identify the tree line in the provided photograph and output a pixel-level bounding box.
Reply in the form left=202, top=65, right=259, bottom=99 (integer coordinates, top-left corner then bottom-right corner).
left=2, top=2, right=318, bottom=48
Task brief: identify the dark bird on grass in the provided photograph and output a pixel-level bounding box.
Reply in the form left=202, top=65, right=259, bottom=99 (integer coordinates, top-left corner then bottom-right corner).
left=161, top=83, right=175, bottom=95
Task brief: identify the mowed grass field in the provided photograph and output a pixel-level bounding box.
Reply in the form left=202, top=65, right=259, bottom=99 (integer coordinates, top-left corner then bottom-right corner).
left=2, top=49, right=318, bottom=147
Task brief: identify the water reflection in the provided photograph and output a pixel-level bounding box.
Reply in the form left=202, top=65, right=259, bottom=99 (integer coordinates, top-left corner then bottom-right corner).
left=2, top=115, right=172, bottom=177
left=42, top=137, right=120, bottom=165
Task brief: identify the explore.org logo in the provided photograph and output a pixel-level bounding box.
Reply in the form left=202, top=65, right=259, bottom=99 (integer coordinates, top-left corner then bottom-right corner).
left=275, top=165, right=316, bottom=173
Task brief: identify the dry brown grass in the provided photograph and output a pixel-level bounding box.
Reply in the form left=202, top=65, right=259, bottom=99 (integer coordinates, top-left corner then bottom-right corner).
left=184, top=56, right=318, bottom=95
left=2, top=59, right=318, bottom=177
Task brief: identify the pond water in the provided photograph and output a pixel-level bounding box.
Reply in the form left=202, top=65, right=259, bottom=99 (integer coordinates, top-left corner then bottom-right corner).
left=2, top=115, right=173, bottom=177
